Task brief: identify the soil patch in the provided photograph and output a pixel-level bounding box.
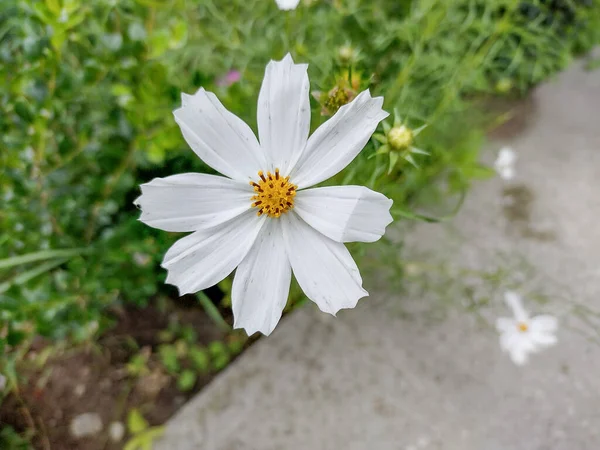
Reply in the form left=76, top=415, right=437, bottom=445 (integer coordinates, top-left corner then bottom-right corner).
left=0, top=296, right=240, bottom=450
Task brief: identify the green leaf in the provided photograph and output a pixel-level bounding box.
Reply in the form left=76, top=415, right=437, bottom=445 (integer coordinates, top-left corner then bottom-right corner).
left=177, top=370, right=197, bottom=391
left=403, top=153, right=419, bottom=168
left=158, top=345, right=180, bottom=373
left=126, top=353, right=150, bottom=377
left=124, top=427, right=165, bottom=450
left=375, top=144, right=390, bottom=155
left=0, top=425, right=31, bottom=449
left=208, top=341, right=230, bottom=370
left=388, top=151, right=400, bottom=174
left=393, top=109, right=402, bottom=127
left=412, top=124, right=428, bottom=136
left=50, top=32, right=67, bottom=52
left=0, top=248, right=90, bottom=270
left=146, top=143, right=165, bottom=165
left=148, top=30, right=170, bottom=59
left=169, top=21, right=188, bottom=49
left=227, top=338, right=245, bottom=355
left=127, top=409, right=149, bottom=435
left=0, top=258, right=68, bottom=294
left=32, top=3, right=53, bottom=23
left=463, top=164, right=495, bottom=179
left=208, top=341, right=228, bottom=357
left=157, top=330, right=174, bottom=343
left=409, top=146, right=430, bottom=155
left=65, top=11, right=86, bottom=29
left=45, top=0, right=61, bottom=16
left=371, top=133, right=387, bottom=144
left=212, top=353, right=230, bottom=371
left=189, top=346, right=210, bottom=373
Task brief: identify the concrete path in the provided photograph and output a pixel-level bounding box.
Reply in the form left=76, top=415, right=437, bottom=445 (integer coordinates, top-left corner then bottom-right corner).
left=155, top=54, right=600, bottom=450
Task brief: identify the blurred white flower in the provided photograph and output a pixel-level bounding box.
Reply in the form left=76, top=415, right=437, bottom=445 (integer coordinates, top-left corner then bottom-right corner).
left=275, top=0, right=301, bottom=10
left=496, top=291, right=558, bottom=365
left=135, top=54, right=392, bottom=336
left=494, top=146, right=517, bottom=180
left=0, top=374, right=6, bottom=391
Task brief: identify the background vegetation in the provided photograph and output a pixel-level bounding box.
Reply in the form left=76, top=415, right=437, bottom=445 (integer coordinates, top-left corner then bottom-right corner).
left=1, top=0, right=599, bottom=446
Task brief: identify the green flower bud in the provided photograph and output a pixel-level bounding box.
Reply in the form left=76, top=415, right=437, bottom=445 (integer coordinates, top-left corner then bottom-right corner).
left=387, top=125, right=413, bottom=151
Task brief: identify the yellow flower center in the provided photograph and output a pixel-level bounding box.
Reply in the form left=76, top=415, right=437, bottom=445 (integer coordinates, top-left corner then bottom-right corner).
left=517, top=322, right=528, bottom=333
left=250, top=169, right=297, bottom=218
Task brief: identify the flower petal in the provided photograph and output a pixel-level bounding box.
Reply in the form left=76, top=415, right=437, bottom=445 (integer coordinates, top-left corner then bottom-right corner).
left=530, top=315, right=558, bottom=333
left=495, top=317, right=515, bottom=334
left=496, top=147, right=517, bottom=165
left=499, top=329, right=519, bottom=352
left=162, top=212, right=265, bottom=295
left=499, top=167, right=515, bottom=181
left=231, top=219, right=291, bottom=336
left=136, top=173, right=252, bottom=232
left=290, top=90, right=389, bottom=189
left=257, top=53, right=310, bottom=175
left=275, top=0, right=300, bottom=10
left=530, top=315, right=558, bottom=348
left=531, top=331, right=558, bottom=348
left=504, top=291, right=529, bottom=322
left=174, top=88, right=266, bottom=181
left=294, top=186, right=393, bottom=243
left=281, top=212, right=368, bottom=315
left=509, top=346, right=529, bottom=366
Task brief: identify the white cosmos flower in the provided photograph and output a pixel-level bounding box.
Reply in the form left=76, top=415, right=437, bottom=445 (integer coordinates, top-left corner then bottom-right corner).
left=135, top=54, right=392, bottom=336
left=496, top=291, right=558, bottom=365
left=275, top=0, right=300, bottom=10
left=494, top=146, right=517, bottom=180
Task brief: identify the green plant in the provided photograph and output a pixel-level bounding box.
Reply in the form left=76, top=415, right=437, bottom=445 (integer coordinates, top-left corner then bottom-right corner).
left=155, top=323, right=247, bottom=387
left=126, top=350, right=151, bottom=378
left=157, top=344, right=180, bottom=374
left=123, top=409, right=164, bottom=450
left=188, top=346, right=211, bottom=373
left=0, top=426, right=32, bottom=450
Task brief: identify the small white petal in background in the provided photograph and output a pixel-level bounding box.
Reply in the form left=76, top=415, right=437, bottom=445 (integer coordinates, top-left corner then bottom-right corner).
left=0, top=373, right=6, bottom=391
left=494, top=146, right=517, bottom=180
left=275, top=0, right=301, bottom=10
left=496, top=291, right=558, bottom=365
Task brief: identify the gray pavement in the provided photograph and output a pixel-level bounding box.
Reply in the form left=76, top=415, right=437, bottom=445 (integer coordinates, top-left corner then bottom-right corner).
left=155, top=53, right=600, bottom=450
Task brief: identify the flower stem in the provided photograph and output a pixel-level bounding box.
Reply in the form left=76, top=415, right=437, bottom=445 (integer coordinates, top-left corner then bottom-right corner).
left=197, top=291, right=231, bottom=332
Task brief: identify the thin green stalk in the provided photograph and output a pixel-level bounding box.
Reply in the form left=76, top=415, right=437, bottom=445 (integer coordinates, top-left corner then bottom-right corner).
left=0, top=248, right=91, bottom=270
left=197, top=291, right=231, bottom=332
left=0, top=258, right=68, bottom=294
left=391, top=186, right=466, bottom=223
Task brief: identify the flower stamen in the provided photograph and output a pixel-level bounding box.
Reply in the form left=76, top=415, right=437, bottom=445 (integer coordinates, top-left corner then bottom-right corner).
left=517, top=322, right=528, bottom=333
left=250, top=169, right=297, bottom=218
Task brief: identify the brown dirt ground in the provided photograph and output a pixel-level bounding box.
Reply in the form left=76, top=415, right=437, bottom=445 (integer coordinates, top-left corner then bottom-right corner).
left=0, top=296, right=240, bottom=450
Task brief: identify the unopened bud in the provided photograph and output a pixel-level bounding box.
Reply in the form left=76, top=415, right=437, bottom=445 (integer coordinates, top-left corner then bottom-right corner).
left=387, top=125, right=413, bottom=151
